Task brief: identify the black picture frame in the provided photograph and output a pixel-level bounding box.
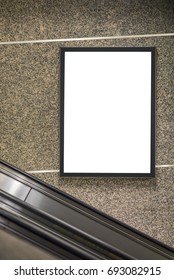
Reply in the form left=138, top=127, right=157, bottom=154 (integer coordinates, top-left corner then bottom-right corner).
left=60, top=47, right=156, bottom=177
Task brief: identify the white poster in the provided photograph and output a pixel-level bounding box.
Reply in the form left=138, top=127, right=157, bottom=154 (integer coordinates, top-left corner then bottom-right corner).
left=60, top=48, right=155, bottom=177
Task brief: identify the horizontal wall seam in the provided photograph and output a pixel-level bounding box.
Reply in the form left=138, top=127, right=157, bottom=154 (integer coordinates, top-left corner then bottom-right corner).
left=0, top=33, right=174, bottom=45
left=27, top=170, right=60, bottom=174
left=27, top=165, right=174, bottom=174
left=155, top=164, right=174, bottom=168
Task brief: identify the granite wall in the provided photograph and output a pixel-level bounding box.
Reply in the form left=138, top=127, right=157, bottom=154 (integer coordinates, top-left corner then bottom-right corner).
left=1, top=0, right=174, bottom=247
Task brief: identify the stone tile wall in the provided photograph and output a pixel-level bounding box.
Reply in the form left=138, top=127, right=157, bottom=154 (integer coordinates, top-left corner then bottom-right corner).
left=1, top=0, right=174, bottom=247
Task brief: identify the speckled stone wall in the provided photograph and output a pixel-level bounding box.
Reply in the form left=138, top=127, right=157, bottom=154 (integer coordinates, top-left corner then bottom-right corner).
left=1, top=0, right=174, bottom=41
left=1, top=1, right=174, bottom=248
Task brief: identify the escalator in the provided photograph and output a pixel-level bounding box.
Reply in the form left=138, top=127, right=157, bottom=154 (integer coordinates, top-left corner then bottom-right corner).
left=0, top=160, right=174, bottom=260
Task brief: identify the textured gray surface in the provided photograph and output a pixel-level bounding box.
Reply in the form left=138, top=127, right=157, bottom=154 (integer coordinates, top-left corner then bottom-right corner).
left=1, top=43, right=60, bottom=170
left=0, top=0, right=174, bottom=42
left=0, top=0, right=174, bottom=250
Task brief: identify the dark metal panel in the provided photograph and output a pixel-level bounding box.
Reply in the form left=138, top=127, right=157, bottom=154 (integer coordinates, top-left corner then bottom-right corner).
left=0, top=172, right=30, bottom=200
left=0, top=228, right=59, bottom=260
left=26, top=189, right=169, bottom=260
left=0, top=200, right=105, bottom=260
left=0, top=214, right=77, bottom=260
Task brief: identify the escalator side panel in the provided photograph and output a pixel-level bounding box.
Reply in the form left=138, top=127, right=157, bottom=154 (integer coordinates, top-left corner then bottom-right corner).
left=26, top=189, right=170, bottom=260
left=0, top=228, right=59, bottom=260
left=0, top=173, right=31, bottom=200
left=0, top=160, right=174, bottom=260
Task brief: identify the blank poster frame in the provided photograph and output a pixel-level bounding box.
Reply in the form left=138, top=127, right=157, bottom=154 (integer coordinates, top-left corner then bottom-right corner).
left=60, top=47, right=156, bottom=177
